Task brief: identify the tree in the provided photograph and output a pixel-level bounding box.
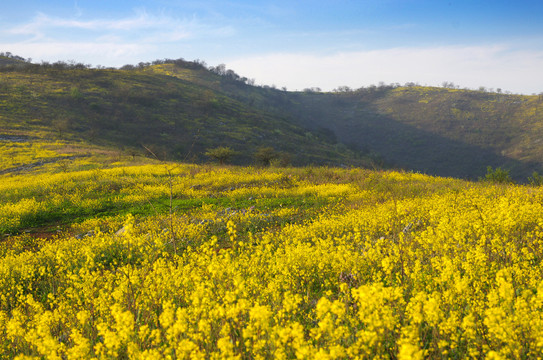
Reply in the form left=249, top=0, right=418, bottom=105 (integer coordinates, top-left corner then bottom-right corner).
left=334, top=86, right=351, bottom=93
left=254, top=147, right=278, bottom=166
left=205, top=146, right=238, bottom=165
left=52, top=117, right=71, bottom=138
left=211, top=64, right=226, bottom=76
left=271, top=152, right=291, bottom=167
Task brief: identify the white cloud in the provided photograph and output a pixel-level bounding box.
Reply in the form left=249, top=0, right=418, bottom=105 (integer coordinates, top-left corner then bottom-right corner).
left=1, top=10, right=236, bottom=65
left=9, top=11, right=173, bottom=34
left=226, top=45, right=543, bottom=94
left=0, top=41, right=149, bottom=65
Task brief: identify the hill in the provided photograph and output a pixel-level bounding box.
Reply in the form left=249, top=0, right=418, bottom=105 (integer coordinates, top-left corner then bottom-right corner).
left=2, top=56, right=543, bottom=179
left=142, top=62, right=543, bottom=180
left=288, top=86, right=543, bottom=180
left=0, top=60, right=368, bottom=168
left=0, top=54, right=27, bottom=67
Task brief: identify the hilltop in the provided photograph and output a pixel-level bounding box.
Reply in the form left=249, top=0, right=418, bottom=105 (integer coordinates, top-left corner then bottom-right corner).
left=0, top=53, right=27, bottom=66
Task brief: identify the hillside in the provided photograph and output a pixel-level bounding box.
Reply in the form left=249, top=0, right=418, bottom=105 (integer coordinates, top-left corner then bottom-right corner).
left=289, top=87, right=543, bottom=180
left=2, top=57, right=543, bottom=179
left=0, top=60, right=367, bottom=167
left=143, top=62, right=543, bottom=180
left=0, top=55, right=27, bottom=66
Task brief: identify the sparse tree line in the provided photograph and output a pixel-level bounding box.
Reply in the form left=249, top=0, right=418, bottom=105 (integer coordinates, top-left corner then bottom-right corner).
left=0, top=51, right=29, bottom=62
left=0, top=51, right=258, bottom=86
left=478, top=166, right=543, bottom=186
left=3, top=51, right=541, bottom=95
left=207, top=63, right=256, bottom=85
left=201, top=150, right=543, bottom=183
left=330, top=81, right=538, bottom=96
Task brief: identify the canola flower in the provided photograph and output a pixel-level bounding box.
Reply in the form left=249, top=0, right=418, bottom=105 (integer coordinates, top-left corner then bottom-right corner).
left=0, top=139, right=73, bottom=172
left=1, top=162, right=543, bottom=358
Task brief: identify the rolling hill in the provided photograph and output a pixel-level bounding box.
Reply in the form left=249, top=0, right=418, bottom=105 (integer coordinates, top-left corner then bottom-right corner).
left=0, top=58, right=367, bottom=168
left=2, top=55, right=543, bottom=179
left=140, top=61, right=543, bottom=180
left=289, top=86, right=543, bottom=180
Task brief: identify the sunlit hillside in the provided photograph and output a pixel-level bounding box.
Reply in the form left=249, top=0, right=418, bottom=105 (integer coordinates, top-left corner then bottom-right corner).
left=2, top=139, right=543, bottom=359
left=0, top=59, right=369, bottom=168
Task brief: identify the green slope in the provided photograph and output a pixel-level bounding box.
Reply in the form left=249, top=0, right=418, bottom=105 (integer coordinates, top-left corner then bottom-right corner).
left=280, top=87, right=543, bottom=180
left=0, top=55, right=27, bottom=66
left=0, top=61, right=367, bottom=167
left=149, top=62, right=543, bottom=180
left=2, top=57, right=543, bottom=179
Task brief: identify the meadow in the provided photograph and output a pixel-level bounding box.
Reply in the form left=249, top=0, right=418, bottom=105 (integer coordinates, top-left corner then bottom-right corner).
left=1, top=138, right=543, bottom=359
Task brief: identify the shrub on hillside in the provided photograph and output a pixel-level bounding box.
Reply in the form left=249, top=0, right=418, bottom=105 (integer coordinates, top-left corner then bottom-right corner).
left=482, top=166, right=514, bottom=184
left=205, top=146, right=238, bottom=165
left=528, top=171, right=543, bottom=186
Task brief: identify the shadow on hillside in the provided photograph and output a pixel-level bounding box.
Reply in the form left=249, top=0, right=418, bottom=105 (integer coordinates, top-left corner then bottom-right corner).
left=345, top=116, right=541, bottom=181
left=294, top=95, right=542, bottom=182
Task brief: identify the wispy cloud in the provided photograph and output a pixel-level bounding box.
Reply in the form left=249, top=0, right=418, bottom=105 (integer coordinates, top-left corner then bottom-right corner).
left=1, top=9, right=236, bottom=64
left=226, top=45, right=543, bottom=94
left=9, top=11, right=186, bottom=36
left=6, top=10, right=234, bottom=42
left=0, top=41, right=148, bottom=63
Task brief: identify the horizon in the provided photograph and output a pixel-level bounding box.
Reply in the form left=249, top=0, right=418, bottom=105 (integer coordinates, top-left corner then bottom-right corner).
left=2, top=0, right=543, bottom=94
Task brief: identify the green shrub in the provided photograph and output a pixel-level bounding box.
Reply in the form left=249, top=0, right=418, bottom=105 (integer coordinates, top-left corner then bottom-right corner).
left=482, top=166, right=514, bottom=184
left=254, top=147, right=278, bottom=166
left=528, top=171, right=543, bottom=186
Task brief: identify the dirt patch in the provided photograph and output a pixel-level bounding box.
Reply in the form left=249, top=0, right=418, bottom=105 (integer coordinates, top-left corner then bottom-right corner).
left=0, top=134, right=31, bottom=142
left=0, top=154, right=90, bottom=175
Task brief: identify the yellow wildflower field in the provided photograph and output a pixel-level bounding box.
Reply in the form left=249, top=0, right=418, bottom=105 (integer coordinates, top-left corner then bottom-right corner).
left=1, top=155, right=543, bottom=359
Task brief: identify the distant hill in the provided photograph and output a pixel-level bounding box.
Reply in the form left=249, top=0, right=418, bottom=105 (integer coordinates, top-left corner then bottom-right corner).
left=288, top=87, right=543, bottom=180
left=0, top=55, right=26, bottom=66
left=1, top=56, right=543, bottom=179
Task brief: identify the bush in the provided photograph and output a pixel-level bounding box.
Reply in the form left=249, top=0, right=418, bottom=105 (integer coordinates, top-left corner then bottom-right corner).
left=528, top=171, right=543, bottom=186
left=482, top=166, right=514, bottom=184
left=205, top=146, right=238, bottom=165
left=269, top=152, right=292, bottom=167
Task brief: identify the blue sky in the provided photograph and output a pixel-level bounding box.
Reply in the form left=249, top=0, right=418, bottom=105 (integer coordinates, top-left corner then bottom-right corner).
left=1, top=0, right=543, bottom=93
